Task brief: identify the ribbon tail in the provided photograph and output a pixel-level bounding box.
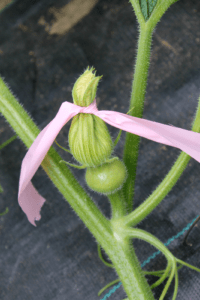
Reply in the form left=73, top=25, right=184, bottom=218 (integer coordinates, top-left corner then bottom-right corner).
left=96, top=110, right=200, bottom=163
left=19, top=182, right=46, bottom=227
left=18, top=101, right=80, bottom=226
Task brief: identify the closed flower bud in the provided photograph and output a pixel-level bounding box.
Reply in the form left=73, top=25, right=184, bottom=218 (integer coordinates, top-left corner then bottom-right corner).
left=68, top=113, right=113, bottom=167
left=68, top=67, right=113, bottom=167
left=72, top=67, right=102, bottom=107
left=85, top=159, right=127, bottom=195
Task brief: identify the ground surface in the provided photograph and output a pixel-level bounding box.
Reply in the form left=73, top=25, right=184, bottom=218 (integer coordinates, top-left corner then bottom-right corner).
left=0, top=0, right=200, bottom=299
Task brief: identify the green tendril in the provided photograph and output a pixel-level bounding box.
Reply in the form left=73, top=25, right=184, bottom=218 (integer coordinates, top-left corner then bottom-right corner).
left=59, top=160, right=87, bottom=169
left=176, top=258, right=200, bottom=273
left=113, top=129, right=122, bottom=148
left=54, top=139, right=72, bottom=154
left=0, top=134, right=17, bottom=150
left=172, top=266, right=179, bottom=300
left=98, top=278, right=120, bottom=296
left=97, top=243, right=114, bottom=268
left=150, top=260, right=172, bottom=289
left=159, top=262, right=176, bottom=300
left=143, top=269, right=166, bottom=277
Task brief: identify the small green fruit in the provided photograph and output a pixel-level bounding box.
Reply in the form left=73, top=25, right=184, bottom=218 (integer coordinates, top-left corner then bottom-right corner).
left=85, top=159, right=127, bottom=195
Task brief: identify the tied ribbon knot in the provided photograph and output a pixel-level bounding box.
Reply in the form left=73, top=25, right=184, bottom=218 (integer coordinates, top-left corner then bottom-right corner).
left=18, top=99, right=200, bottom=226
left=78, top=100, right=98, bottom=114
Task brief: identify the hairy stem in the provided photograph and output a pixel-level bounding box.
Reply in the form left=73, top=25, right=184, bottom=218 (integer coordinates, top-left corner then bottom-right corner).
left=123, top=0, right=179, bottom=215
left=107, top=189, right=126, bottom=219
left=109, top=219, right=155, bottom=300
left=122, top=23, right=154, bottom=214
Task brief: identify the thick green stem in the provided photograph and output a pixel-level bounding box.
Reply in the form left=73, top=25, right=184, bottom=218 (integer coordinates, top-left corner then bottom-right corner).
left=122, top=24, right=154, bottom=213
left=123, top=0, right=180, bottom=215
left=107, top=189, right=126, bottom=219
left=123, top=95, right=200, bottom=227
left=109, top=219, right=155, bottom=300
left=108, top=241, right=155, bottom=300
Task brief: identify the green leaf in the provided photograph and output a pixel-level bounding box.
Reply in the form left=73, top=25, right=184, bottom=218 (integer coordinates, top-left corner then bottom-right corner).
left=140, top=0, right=158, bottom=21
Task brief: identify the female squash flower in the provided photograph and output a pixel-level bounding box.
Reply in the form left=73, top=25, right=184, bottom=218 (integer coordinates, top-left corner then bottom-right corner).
left=68, top=67, right=113, bottom=167
left=18, top=67, right=200, bottom=226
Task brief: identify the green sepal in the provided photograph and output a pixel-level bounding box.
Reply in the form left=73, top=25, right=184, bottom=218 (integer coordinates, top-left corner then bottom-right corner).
left=54, top=139, right=72, bottom=154
left=59, top=160, right=87, bottom=169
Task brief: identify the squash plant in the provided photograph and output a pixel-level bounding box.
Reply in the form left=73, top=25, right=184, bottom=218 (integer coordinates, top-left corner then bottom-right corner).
left=1, top=1, right=200, bottom=299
